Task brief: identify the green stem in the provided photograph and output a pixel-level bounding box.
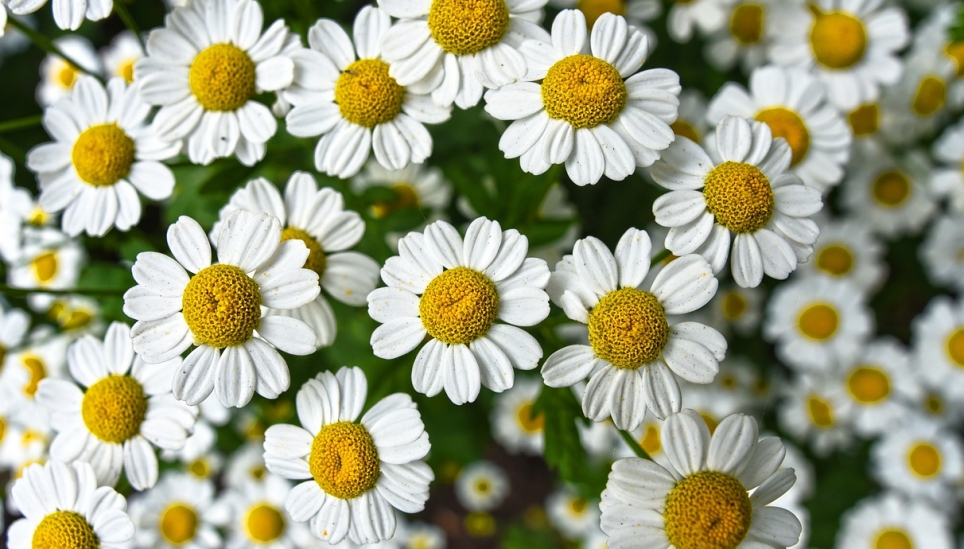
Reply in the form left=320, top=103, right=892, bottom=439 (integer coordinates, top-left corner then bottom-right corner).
left=0, top=285, right=125, bottom=298
left=6, top=18, right=100, bottom=79
left=0, top=114, right=43, bottom=134
left=618, top=427, right=651, bottom=460
left=650, top=248, right=672, bottom=266
left=113, top=2, right=146, bottom=50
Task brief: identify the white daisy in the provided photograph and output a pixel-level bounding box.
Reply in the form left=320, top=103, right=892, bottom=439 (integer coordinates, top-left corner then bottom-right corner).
left=703, top=0, right=783, bottom=73
left=210, top=474, right=312, bottom=549
left=101, top=30, right=144, bottom=84
left=844, top=100, right=884, bottom=142
left=911, top=2, right=964, bottom=83
left=680, top=377, right=757, bottom=436
left=0, top=302, right=29, bottom=367
left=491, top=376, right=544, bottom=456
left=36, top=35, right=102, bottom=107
left=129, top=472, right=221, bottom=549
left=454, top=460, right=509, bottom=512
left=213, top=173, right=379, bottom=348
left=225, top=442, right=270, bottom=488
left=911, top=295, right=964, bottom=403
left=541, top=227, right=723, bottom=429
left=161, top=420, right=222, bottom=480
left=484, top=10, right=681, bottom=186
left=5, top=227, right=85, bottom=314
left=0, top=328, right=68, bottom=428
left=878, top=51, right=961, bottom=146
left=836, top=492, right=954, bottom=549
left=45, top=295, right=103, bottom=339
left=930, top=117, right=964, bottom=214
left=397, top=522, right=445, bottom=549
left=368, top=217, right=550, bottom=405
left=123, top=210, right=321, bottom=408
left=351, top=159, right=452, bottom=226
left=834, top=338, right=919, bottom=438
left=135, top=0, right=295, bottom=166
left=600, top=410, right=802, bottom=549
left=263, top=366, right=433, bottom=545
left=871, top=416, right=964, bottom=506
left=797, top=216, right=885, bottom=293
left=2, top=0, right=113, bottom=30
left=7, top=460, right=134, bottom=548
left=0, top=152, right=34, bottom=263
left=665, top=0, right=729, bottom=42
left=284, top=6, right=452, bottom=179
left=921, top=215, right=964, bottom=294
left=703, top=283, right=764, bottom=337
left=777, top=372, right=852, bottom=456
left=546, top=487, right=599, bottom=540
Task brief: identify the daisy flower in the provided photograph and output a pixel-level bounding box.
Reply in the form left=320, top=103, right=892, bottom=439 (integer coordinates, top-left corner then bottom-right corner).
left=836, top=493, right=954, bottom=549
left=703, top=0, right=782, bottom=73
left=377, top=0, right=551, bottom=109
left=920, top=215, right=964, bottom=293
left=263, top=366, right=432, bottom=545
left=797, top=217, right=885, bottom=293
left=844, top=100, right=883, bottom=142
left=704, top=284, right=764, bottom=337
left=210, top=475, right=312, bottom=549
left=36, top=35, right=102, bottom=107
left=129, top=472, right=221, bottom=549
left=871, top=416, right=964, bottom=505
left=930, top=118, right=964, bottom=214
left=351, top=159, right=452, bottom=227
left=161, top=420, right=222, bottom=480
left=213, top=173, right=380, bottom=348
left=368, top=217, right=550, bottom=405
left=767, top=0, right=909, bottom=111
left=0, top=302, right=29, bottom=367
left=600, top=410, right=802, bottom=549
left=2, top=0, right=113, bottom=30
left=454, top=461, right=509, bottom=512
left=833, top=338, right=918, bottom=438
left=541, top=228, right=722, bottom=429
left=777, top=372, right=852, bottom=456
left=398, top=522, right=445, bottom=549
left=6, top=227, right=85, bottom=313
left=665, top=0, right=729, bottom=42
left=225, top=442, right=270, bottom=488
left=0, top=328, right=68, bottom=428
left=651, top=116, right=823, bottom=288
left=911, top=296, right=964, bottom=402
left=680, top=378, right=757, bottom=436
left=135, top=0, right=295, bottom=166
left=0, top=152, right=34, bottom=262
left=101, top=31, right=144, bottom=84
left=491, top=376, right=544, bottom=456
left=123, top=210, right=321, bottom=408
left=878, top=51, right=961, bottom=146
left=484, top=10, right=680, bottom=186
left=546, top=487, right=599, bottom=540
left=284, top=6, right=452, bottom=179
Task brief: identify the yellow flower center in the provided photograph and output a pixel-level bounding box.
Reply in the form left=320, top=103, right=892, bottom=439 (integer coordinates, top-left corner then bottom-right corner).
left=475, top=480, right=490, bottom=493
left=663, top=471, right=752, bottom=549
left=700, top=412, right=720, bottom=435
left=875, top=529, right=913, bottom=549
left=182, top=264, right=262, bottom=348
left=871, top=170, right=910, bottom=207
left=575, top=0, right=625, bottom=28
left=722, top=291, right=747, bottom=320
left=730, top=4, right=765, bottom=45
left=419, top=267, right=499, bottom=345
left=21, top=355, right=46, bottom=398
left=671, top=120, right=701, bottom=143
left=189, top=43, right=256, bottom=112
left=71, top=124, right=135, bottom=187
left=944, top=41, right=964, bottom=78
left=797, top=303, right=839, bottom=341
left=28, top=206, right=50, bottom=226
left=816, top=244, right=854, bottom=276
left=335, top=59, right=406, bottom=128
left=703, top=161, right=774, bottom=233
left=907, top=442, right=941, bottom=478
left=569, top=497, right=588, bottom=514
left=371, top=184, right=420, bottom=219
left=754, top=107, right=809, bottom=167
left=118, top=58, right=137, bottom=83
left=809, top=9, right=866, bottom=70
left=427, top=0, right=510, bottom=55
left=81, top=375, right=148, bottom=444
left=250, top=465, right=267, bottom=480
left=924, top=393, right=944, bottom=415
left=947, top=329, right=964, bottom=367
left=807, top=395, right=834, bottom=427
left=57, top=63, right=80, bottom=89
left=848, top=103, right=879, bottom=137
left=542, top=55, right=627, bottom=130
left=280, top=227, right=326, bottom=279
left=465, top=512, right=496, bottom=536
left=245, top=503, right=285, bottom=543
left=911, top=75, right=946, bottom=117
left=31, top=252, right=58, bottom=283
left=515, top=402, right=544, bottom=433
left=639, top=424, right=661, bottom=455
left=846, top=366, right=890, bottom=404
left=188, top=458, right=210, bottom=478
left=588, top=287, right=668, bottom=370
left=159, top=503, right=198, bottom=545
left=32, top=510, right=99, bottom=549
left=309, top=421, right=380, bottom=500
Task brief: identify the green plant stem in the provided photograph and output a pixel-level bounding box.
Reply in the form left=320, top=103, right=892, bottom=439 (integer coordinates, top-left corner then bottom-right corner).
left=113, top=2, right=146, bottom=50
left=0, top=285, right=125, bottom=298
left=6, top=18, right=99, bottom=78
left=618, top=427, right=651, bottom=460
left=0, top=115, right=43, bottom=134
left=650, top=248, right=672, bottom=265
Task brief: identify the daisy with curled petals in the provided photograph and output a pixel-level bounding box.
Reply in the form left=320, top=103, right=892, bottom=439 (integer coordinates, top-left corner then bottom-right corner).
left=26, top=76, right=180, bottom=237
left=135, top=0, right=294, bottom=166
left=484, top=10, right=680, bottom=186
left=600, top=410, right=802, bottom=549
left=284, top=6, right=451, bottom=179
left=35, top=322, right=198, bottom=490
left=367, top=217, right=550, bottom=405
left=541, top=228, right=723, bottom=430
left=1, top=0, right=112, bottom=30
left=263, top=366, right=432, bottom=545
left=212, top=173, right=380, bottom=348
left=123, top=209, right=321, bottom=408
left=650, top=116, right=823, bottom=288
left=7, top=460, right=134, bottom=549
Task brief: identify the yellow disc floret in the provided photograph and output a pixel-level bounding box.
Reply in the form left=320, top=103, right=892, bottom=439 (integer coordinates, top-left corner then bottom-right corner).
left=722, top=291, right=747, bottom=320
left=245, top=503, right=286, bottom=543
left=428, top=0, right=510, bottom=55
left=419, top=267, right=499, bottom=345
left=182, top=264, right=262, bottom=348
left=797, top=303, right=839, bottom=341
left=810, top=9, right=867, bottom=70
left=189, top=43, right=256, bottom=112
left=730, top=4, right=765, bottom=45
left=848, top=103, right=879, bottom=137
left=81, top=375, right=147, bottom=444
left=944, top=41, right=964, bottom=77
left=703, top=161, right=775, bottom=234
left=71, top=124, right=135, bottom=187
left=516, top=402, right=544, bottom=433
left=846, top=366, right=890, bottom=404
left=371, top=184, right=420, bottom=219
left=576, top=0, right=625, bottom=28
left=807, top=395, right=835, bottom=427
left=542, top=55, right=628, bottom=129
left=32, top=510, right=99, bottom=549
left=755, top=108, right=810, bottom=167
left=57, top=63, right=80, bottom=89
left=639, top=424, right=661, bottom=455
left=281, top=227, right=326, bottom=279
left=671, top=120, right=701, bottom=143
left=871, top=171, right=910, bottom=207
left=912, top=75, right=946, bottom=117
left=21, top=355, right=46, bottom=398
left=588, top=287, right=668, bottom=370
left=907, top=442, right=941, bottom=478
left=816, top=244, right=854, bottom=276
left=159, top=503, right=198, bottom=545
left=118, top=58, right=136, bottom=83
left=309, top=421, right=380, bottom=500
left=335, top=59, right=405, bottom=128
left=663, top=471, right=752, bottom=549
left=875, top=529, right=913, bottom=549
left=31, top=252, right=58, bottom=284
left=947, top=329, right=964, bottom=367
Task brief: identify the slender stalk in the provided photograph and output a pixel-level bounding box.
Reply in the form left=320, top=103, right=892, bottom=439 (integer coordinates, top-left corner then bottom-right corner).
left=113, top=2, right=146, bottom=50
left=618, top=427, right=651, bottom=460
left=6, top=18, right=100, bottom=78
left=0, top=115, right=43, bottom=134
left=0, top=285, right=125, bottom=298
left=650, top=248, right=672, bottom=266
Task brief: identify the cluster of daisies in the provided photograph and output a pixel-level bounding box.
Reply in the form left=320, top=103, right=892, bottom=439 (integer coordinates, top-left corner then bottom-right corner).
left=0, top=0, right=962, bottom=547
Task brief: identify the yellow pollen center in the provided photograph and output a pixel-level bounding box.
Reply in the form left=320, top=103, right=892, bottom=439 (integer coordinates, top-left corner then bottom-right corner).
left=924, top=394, right=943, bottom=415
left=22, top=356, right=46, bottom=398
left=31, top=252, right=58, bottom=283
left=944, top=41, right=964, bottom=77
left=280, top=227, right=326, bottom=279
left=28, top=206, right=50, bottom=226
left=335, top=59, right=405, bottom=128
left=81, top=375, right=147, bottom=444
left=188, top=459, right=210, bottom=478
left=730, top=4, right=765, bottom=45
left=465, top=512, right=496, bottom=536
left=428, top=0, right=510, bottom=55
left=118, top=58, right=136, bottom=83
left=807, top=395, right=834, bottom=427
left=516, top=402, right=544, bottom=433
left=907, top=443, right=941, bottom=478
left=671, top=120, right=701, bottom=143
left=245, top=503, right=285, bottom=543
left=542, top=55, right=627, bottom=130
left=0, top=416, right=5, bottom=443
left=57, top=64, right=79, bottom=89
left=663, top=471, right=752, bottom=549
left=722, top=292, right=747, bottom=320
left=912, top=75, right=947, bottom=117
left=160, top=504, right=198, bottom=545
left=703, top=161, right=774, bottom=233
left=846, top=366, right=890, bottom=404
left=810, top=10, right=866, bottom=70
left=476, top=480, right=490, bottom=493
left=816, top=244, right=854, bottom=276
left=755, top=108, right=809, bottom=167
left=640, top=424, right=661, bottom=455
left=947, top=329, right=964, bottom=367
left=848, top=103, right=879, bottom=136
left=797, top=303, right=839, bottom=340
left=32, top=510, right=99, bottom=549
left=875, top=529, right=913, bottom=549
left=700, top=413, right=720, bottom=435
left=575, top=0, right=625, bottom=28
left=71, top=124, right=135, bottom=187
left=371, top=184, right=420, bottom=219
left=182, top=264, right=262, bottom=348
left=419, top=267, right=499, bottom=345
left=309, top=421, right=380, bottom=500
left=569, top=497, right=588, bottom=514
left=588, top=287, right=668, bottom=369
left=189, top=43, right=255, bottom=111
left=871, top=171, right=910, bottom=207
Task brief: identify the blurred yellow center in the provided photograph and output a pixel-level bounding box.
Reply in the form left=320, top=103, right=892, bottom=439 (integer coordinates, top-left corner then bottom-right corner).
left=516, top=402, right=544, bottom=433
left=907, top=443, right=941, bottom=478
left=730, top=4, right=764, bottom=45
left=703, top=161, right=774, bottom=233
left=640, top=424, right=661, bottom=455
left=182, top=264, right=261, bottom=348
left=310, top=421, right=380, bottom=499
left=807, top=395, right=834, bottom=427
left=947, top=329, right=964, bottom=367
left=465, top=512, right=496, bottom=536
left=797, top=303, right=838, bottom=340
left=335, top=59, right=405, bottom=128
left=420, top=267, right=499, bottom=345
left=281, top=227, right=326, bottom=279
left=701, top=413, right=720, bottom=435
left=188, top=458, right=210, bottom=478
left=57, top=64, right=80, bottom=89
left=542, top=55, right=627, bottom=129
left=21, top=355, right=46, bottom=397
left=160, top=503, right=198, bottom=545
left=245, top=503, right=285, bottom=543
left=71, top=123, right=135, bottom=187
left=569, top=497, right=588, bottom=514
left=664, top=471, right=751, bottom=549
left=31, top=252, right=58, bottom=283
left=32, top=510, right=99, bottom=549
left=875, top=529, right=913, bottom=549
left=846, top=366, right=890, bottom=404
left=816, top=244, right=854, bottom=276
left=848, top=103, right=879, bottom=136
left=924, top=394, right=944, bottom=415
left=576, top=0, right=625, bottom=28
left=755, top=107, right=809, bottom=167
left=189, top=43, right=255, bottom=111
left=912, top=76, right=946, bottom=117
left=0, top=416, right=5, bottom=443
left=671, top=120, right=701, bottom=143
left=810, top=10, right=866, bottom=69
left=871, top=171, right=910, bottom=207
left=944, top=41, right=964, bottom=77
left=428, top=0, right=510, bottom=55
left=372, top=184, right=420, bottom=218
left=722, top=291, right=747, bottom=320
left=588, top=287, right=668, bottom=369
left=82, top=375, right=147, bottom=443
left=118, top=58, right=136, bottom=83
